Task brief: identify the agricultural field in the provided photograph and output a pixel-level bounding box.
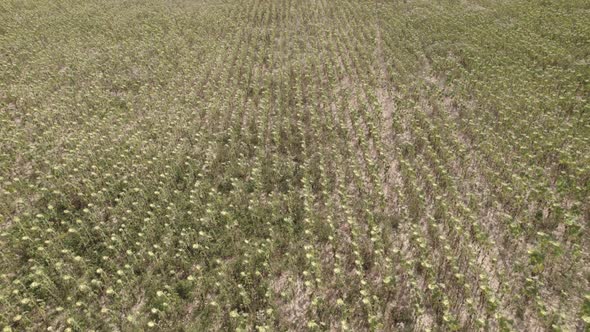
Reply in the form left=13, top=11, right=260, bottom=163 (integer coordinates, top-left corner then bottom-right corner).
left=1, top=0, right=589, bottom=330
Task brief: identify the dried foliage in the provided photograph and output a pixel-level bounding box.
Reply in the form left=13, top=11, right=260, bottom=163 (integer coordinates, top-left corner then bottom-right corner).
left=0, top=0, right=589, bottom=330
